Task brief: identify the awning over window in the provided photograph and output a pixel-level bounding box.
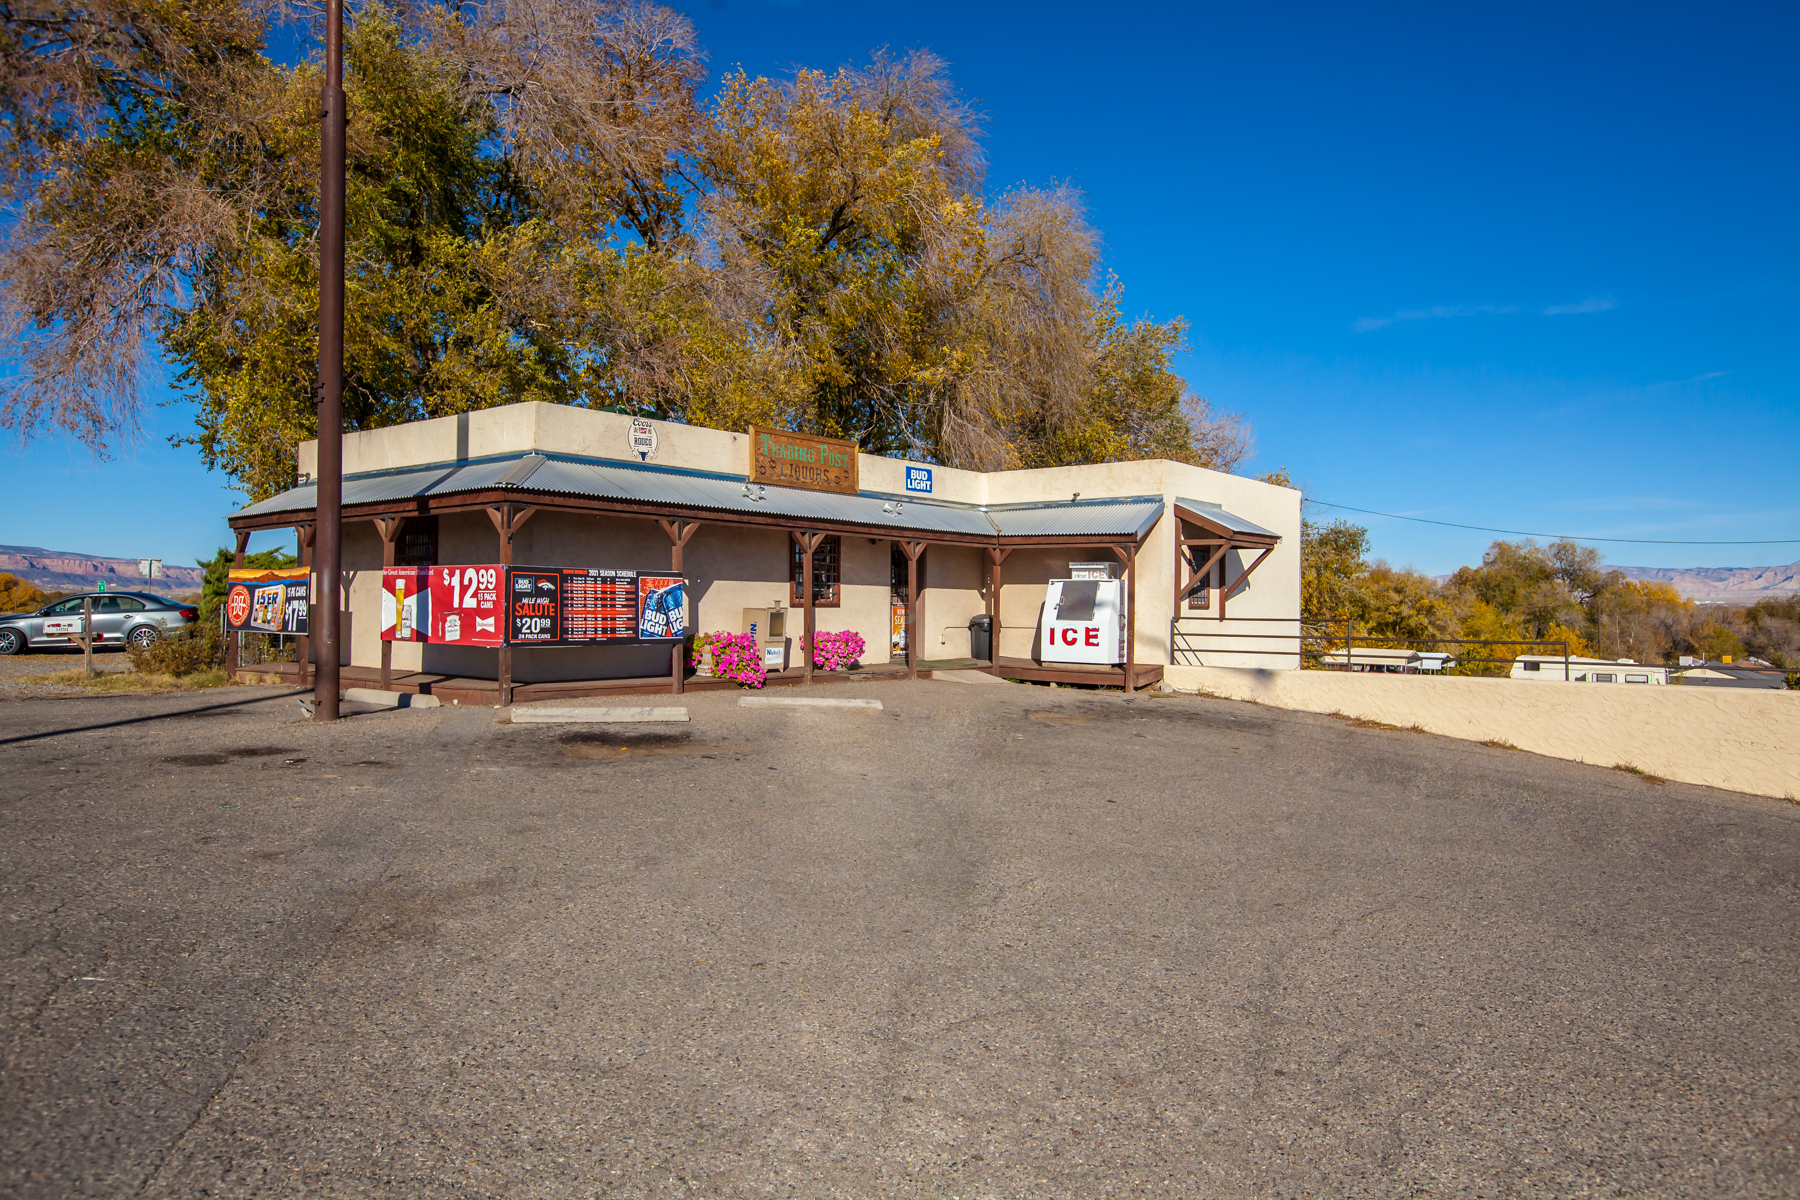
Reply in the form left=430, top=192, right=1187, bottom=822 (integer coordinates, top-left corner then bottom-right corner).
left=1172, top=498, right=1281, bottom=618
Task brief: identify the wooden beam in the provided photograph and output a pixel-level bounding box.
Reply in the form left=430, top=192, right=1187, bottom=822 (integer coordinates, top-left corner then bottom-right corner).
left=1220, top=544, right=1276, bottom=620
left=295, top=522, right=316, bottom=687
left=900, top=540, right=926, bottom=680
left=224, top=529, right=250, bottom=679
left=660, top=519, right=700, bottom=694
left=986, top=546, right=1012, bottom=674
left=1179, top=534, right=1276, bottom=548
left=657, top=517, right=701, bottom=559
left=486, top=503, right=537, bottom=543
left=488, top=504, right=534, bottom=705
left=1125, top=543, right=1137, bottom=693
left=374, top=516, right=401, bottom=691
left=1106, top=544, right=1139, bottom=692
left=1178, top=542, right=1230, bottom=611
left=793, top=531, right=824, bottom=685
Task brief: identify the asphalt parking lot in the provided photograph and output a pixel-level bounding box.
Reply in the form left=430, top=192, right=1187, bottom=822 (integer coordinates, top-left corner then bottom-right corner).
left=2, top=678, right=1797, bottom=1198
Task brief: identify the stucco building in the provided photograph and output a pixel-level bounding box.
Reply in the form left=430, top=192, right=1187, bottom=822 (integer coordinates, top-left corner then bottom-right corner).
left=226, top=402, right=1301, bottom=702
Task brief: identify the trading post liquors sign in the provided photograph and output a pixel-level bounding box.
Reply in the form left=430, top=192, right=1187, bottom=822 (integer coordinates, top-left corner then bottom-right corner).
left=748, top=426, right=859, bottom=495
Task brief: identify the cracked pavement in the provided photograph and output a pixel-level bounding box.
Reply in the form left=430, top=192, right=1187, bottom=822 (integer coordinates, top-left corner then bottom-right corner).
left=1, top=679, right=1797, bottom=1197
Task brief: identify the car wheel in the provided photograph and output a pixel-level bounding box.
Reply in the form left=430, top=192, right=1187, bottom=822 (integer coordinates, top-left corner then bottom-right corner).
left=0, top=628, right=23, bottom=656
left=127, top=625, right=160, bottom=649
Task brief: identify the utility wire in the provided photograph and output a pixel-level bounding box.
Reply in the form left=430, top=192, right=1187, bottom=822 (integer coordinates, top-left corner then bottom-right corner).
left=1307, top=501, right=1800, bottom=546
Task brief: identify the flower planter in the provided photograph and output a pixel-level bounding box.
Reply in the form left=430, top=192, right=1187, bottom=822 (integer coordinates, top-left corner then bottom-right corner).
left=811, top=631, right=867, bottom=673
left=693, top=632, right=766, bottom=688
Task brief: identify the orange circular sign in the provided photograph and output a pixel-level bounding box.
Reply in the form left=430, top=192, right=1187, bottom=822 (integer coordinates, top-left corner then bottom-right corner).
left=226, top=584, right=252, bottom=627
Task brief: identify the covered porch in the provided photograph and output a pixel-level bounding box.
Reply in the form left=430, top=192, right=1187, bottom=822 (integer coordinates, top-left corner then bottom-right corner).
left=226, top=452, right=1170, bottom=703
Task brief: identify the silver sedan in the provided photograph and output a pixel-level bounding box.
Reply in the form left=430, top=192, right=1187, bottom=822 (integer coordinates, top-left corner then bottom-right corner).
left=0, top=592, right=199, bottom=655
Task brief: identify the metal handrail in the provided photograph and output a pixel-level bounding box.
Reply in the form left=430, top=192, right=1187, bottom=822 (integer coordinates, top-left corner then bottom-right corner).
left=1171, top=616, right=1577, bottom=680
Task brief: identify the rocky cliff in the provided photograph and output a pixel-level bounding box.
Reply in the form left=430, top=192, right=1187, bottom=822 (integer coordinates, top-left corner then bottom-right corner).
left=0, top=545, right=206, bottom=597
left=1615, top=560, right=1800, bottom=605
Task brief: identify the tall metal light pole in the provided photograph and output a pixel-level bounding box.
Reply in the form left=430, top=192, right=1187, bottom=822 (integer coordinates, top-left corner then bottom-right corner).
left=314, top=0, right=346, bottom=721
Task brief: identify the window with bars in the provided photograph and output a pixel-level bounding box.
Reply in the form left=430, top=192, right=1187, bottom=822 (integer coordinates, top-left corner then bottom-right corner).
left=791, top=535, right=842, bottom=607
left=397, top=517, right=438, bottom=566
left=1186, top=547, right=1222, bottom=611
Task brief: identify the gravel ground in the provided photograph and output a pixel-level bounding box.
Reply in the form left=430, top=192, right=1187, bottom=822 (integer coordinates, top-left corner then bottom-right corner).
left=2, top=679, right=1797, bottom=1198
left=0, top=649, right=135, bottom=698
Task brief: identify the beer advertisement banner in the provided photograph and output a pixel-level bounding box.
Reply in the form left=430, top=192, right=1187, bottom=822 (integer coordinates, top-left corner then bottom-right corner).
left=560, top=569, right=639, bottom=641
left=383, top=565, right=683, bottom=646
left=512, top=568, right=685, bottom=645
left=636, top=575, right=686, bottom=641
left=225, top=568, right=310, bottom=634
left=507, top=569, right=562, bottom=644
left=427, top=565, right=505, bottom=647
left=379, top=567, right=430, bottom=642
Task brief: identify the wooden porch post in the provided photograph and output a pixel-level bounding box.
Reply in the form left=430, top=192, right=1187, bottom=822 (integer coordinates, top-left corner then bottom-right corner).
left=986, top=547, right=1012, bottom=675
left=1219, top=547, right=1229, bottom=621
left=1126, top=543, right=1138, bottom=693
left=224, top=528, right=250, bottom=680
left=497, top=524, right=513, bottom=705
left=1111, top=542, right=1138, bottom=693
left=295, top=523, right=316, bottom=686
left=901, top=540, right=926, bottom=680
left=487, top=504, right=536, bottom=706
left=374, top=516, right=402, bottom=691
left=659, top=519, right=700, bottom=695
left=793, top=531, right=822, bottom=685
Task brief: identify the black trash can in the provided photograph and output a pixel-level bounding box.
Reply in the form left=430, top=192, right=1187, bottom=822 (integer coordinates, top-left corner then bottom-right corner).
left=968, top=613, right=993, bottom=663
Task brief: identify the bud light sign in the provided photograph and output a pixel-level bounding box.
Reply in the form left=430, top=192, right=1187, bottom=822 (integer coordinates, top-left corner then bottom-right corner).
left=905, top=465, right=933, bottom=494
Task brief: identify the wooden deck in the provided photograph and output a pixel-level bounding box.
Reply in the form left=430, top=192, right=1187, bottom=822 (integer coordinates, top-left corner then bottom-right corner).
left=235, top=659, right=929, bottom=705
left=992, top=656, right=1164, bottom=690
left=239, top=654, right=1158, bottom=698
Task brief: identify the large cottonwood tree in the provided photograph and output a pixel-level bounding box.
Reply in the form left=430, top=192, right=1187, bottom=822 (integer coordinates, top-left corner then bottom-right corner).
left=0, top=0, right=1251, bottom=496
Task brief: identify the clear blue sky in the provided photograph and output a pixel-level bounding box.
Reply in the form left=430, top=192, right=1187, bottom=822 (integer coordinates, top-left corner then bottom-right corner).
left=7, top=1, right=1796, bottom=572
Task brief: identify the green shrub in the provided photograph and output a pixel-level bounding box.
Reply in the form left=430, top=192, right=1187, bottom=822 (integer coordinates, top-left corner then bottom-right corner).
left=126, top=624, right=223, bottom=677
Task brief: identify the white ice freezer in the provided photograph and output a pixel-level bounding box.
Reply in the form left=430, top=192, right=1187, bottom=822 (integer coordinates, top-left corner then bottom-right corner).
left=1041, top=578, right=1126, bottom=665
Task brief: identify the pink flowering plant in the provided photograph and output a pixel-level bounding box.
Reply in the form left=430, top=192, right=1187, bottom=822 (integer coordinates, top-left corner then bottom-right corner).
left=700, top=631, right=766, bottom=688
left=811, top=630, right=866, bottom=672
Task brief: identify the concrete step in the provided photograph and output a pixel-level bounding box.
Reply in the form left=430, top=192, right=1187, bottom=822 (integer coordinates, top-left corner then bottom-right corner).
left=342, top=687, right=441, bottom=709
left=510, top=706, right=690, bottom=723
left=737, top=696, right=883, bottom=710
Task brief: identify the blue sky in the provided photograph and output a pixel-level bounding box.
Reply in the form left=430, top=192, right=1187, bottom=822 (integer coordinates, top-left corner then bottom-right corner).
left=7, top=1, right=1796, bottom=572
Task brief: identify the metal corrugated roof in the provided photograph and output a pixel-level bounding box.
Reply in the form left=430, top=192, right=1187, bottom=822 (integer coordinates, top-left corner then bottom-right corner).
left=1175, top=498, right=1278, bottom=540
left=233, top=457, right=541, bottom=518
left=522, top=456, right=997, bottom=537
left=234, top=454, right=1196, bottom=544
left=235, top=453, right=998, bottom=538
left=986, top=497, right=1165, bottom=540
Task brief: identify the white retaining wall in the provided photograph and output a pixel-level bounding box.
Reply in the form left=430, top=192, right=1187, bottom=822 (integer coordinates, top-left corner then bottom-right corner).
left=1163, top=666, right=1800, bottom=800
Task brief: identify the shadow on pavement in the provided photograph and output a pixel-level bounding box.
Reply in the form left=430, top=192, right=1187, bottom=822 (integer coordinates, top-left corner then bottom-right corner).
left=0, top=688, right=300, bottom=747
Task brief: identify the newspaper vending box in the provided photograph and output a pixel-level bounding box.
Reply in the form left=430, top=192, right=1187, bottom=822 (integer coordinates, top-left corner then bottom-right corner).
left=742, top=607, right=790, bottom=671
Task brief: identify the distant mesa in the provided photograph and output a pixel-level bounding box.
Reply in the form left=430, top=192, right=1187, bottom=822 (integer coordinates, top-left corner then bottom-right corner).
left=1614, top=560, right=1800, bottom=605
left=0, top=544, right=206, bottom=597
